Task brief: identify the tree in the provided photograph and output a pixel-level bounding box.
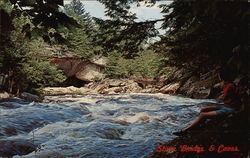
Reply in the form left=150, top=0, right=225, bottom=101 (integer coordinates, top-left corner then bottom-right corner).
left=130, top=0, right=248, bottom=74
left=94, top=0, right=159, bottom=58
left=96, top=0, right=249, bottom=77
left=0, top=8, right=66, bottom=94
left=106, top=49, right=164, bottom=78
left=61, top=0, right=100, bottom=59
left=0, top=0, right=80, bottom=55
left=156, top=0, right=249, bottom=73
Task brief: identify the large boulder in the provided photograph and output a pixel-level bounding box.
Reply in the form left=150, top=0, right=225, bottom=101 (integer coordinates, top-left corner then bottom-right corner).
left=0, top=140, right=36, bottom=157
left=51, top=57, right=106, bottom=82
left=20, top=92, right=40, bottom=102
left=75, top=63, right=105, bottom=82
left=0, top=91, right=10, bottom=98
left=124, top=81, right=142, bottom=93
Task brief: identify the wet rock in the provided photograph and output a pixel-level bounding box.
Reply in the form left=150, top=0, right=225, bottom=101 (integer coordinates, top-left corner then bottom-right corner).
left=73, top=105, right=91, bottom=115
left=0, top=102, right=21, bottom=109
left=0, top=91, right=10, bottom=98
left=193, top=88, right=211, bottom=99
left=0, top=97, right=27, bottom=104
left=111, top=120, right=131, bottom=126
left=3, top=126, right=17, bottom=136
left=20, top=92, right=40, bottom=102
left=0, top=140, right=36, bottom=157
left=95, top=128, right=125, bottom=140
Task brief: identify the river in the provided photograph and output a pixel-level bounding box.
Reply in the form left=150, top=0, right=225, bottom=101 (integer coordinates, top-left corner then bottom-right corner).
left=0, top=93, right=216, bottom=158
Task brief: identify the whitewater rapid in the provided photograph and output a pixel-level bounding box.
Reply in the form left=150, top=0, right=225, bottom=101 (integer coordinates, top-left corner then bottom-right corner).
left=0, top=93, right=216, bottom=158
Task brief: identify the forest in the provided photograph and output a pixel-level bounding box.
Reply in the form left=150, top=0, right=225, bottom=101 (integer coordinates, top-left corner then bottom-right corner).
left=0, top=0, right=249, bottom=95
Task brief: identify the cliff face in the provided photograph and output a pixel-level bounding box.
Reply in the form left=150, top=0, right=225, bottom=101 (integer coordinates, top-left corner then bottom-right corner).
left=157, top=68, right=222, bottom=99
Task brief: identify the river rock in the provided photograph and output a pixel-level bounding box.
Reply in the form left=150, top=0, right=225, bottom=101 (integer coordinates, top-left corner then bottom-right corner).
left=0, top=140, right=36, bottom=157
left=0, top=102, right=21, bottom=109
left=89, top=79, right=142, bottom=94
left=102, top=87, right=124, bottom=94
left=42, top=86, right=95, bottom=95
left=141, top=88, right=159, bottom=93
left=109, top=80, right=126, bottom=87
left=95, top=128, right=125, bottom=140
left=0, top=91, right=10, bottom=98
left=135, top=78, right=156, bottom=88
left=95, top=84, right=108, bottom=93
left=159, top=82, right=180, bottom=94
left=124, top=81, right=142, bottom=93
left=20, top=92, right=40, bottom=102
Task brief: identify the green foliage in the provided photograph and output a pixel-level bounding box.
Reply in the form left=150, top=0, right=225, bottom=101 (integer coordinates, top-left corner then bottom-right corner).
left=133, top=50, right=165, bottom=78
left=94, top=1, right=159, bottom=58
left=4, top=0, right=80, bottom=43
left=94, top=19, right=158, bottom=58
left=91, top=76, right=102, bottom=83
left=106, top=50, right=164, bottom=78
left=64, top=0, right=92, bottom=26
left=159, top=0, right=249, bottom=55
left=1, top=13, right=66, bottom=93
left=105, top=53, right=127, bottom=78
left=21, top=39, right=66, bottom=90
left=22, top=60, right=66, bottom=89
left=61, top=0, right=100, bottom=59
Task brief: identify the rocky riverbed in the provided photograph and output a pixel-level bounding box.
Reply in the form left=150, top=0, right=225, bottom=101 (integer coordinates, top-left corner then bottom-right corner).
left=42, top=71, right=223, bottom=101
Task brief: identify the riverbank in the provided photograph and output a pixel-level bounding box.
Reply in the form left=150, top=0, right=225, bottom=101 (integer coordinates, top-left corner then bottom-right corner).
left=146, top=109, right=249, bottom=158
left=0, top=66, right=224, bottom=103
left=41, top=67, right=223, bottom=101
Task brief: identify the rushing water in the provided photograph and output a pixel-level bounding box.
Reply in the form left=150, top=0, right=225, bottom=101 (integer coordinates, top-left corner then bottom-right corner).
left=0, top=93, right=217, bottom=158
